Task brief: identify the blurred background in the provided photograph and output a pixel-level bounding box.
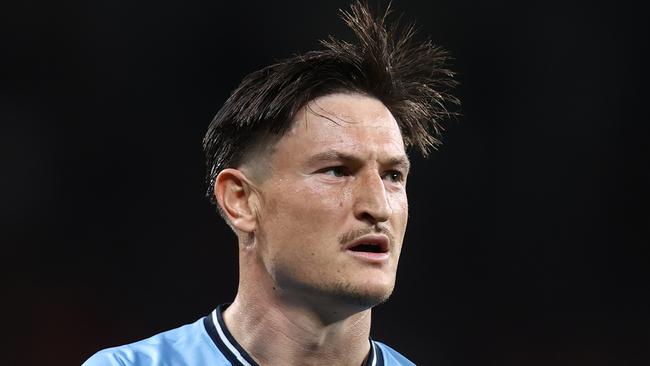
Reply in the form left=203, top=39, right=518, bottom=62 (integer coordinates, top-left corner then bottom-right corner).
left=2, top=0, right=648, bottom=365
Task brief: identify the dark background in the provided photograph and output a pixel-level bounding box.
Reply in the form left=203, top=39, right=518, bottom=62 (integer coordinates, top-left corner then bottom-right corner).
left=2, top=0, right=648, bottom=365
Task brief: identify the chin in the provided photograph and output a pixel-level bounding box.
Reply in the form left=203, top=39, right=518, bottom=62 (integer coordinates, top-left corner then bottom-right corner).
left=328, top=280, right=395, bottom=310
left=273, top=264, right=396, bottom=311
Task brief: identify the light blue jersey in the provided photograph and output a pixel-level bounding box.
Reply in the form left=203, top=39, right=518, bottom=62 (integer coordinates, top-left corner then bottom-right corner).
left=83, top=305, right=415, bottom=366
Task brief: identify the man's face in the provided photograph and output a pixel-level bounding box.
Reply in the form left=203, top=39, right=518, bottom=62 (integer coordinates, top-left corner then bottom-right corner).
left=250, top=92, right=409, bottom=310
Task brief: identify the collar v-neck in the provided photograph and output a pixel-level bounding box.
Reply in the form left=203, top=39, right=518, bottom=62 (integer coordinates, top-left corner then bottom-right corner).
left=203, top=304, right=384, bottom=366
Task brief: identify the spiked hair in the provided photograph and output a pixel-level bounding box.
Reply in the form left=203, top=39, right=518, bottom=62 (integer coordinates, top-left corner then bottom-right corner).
left=203, top=1, right=459, bottom=205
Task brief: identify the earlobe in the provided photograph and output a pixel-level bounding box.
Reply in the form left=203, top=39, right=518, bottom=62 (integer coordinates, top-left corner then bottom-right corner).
left=214, top=168, right=257, bottom=233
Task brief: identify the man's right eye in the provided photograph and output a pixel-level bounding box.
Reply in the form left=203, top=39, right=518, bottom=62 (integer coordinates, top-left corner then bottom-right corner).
left=320, top=166, right=348, bottom=177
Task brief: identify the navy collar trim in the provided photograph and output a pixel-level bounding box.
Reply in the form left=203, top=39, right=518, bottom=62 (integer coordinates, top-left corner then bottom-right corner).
left=203, top=304, right=384, bottom=366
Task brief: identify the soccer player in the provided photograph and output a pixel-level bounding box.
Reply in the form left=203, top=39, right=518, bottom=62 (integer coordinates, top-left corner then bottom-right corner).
left=83, top=2, right=457, bottom=365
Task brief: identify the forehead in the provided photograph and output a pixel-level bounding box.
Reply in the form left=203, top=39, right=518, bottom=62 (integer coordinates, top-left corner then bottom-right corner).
left=279, top=93, right=405, bottom=154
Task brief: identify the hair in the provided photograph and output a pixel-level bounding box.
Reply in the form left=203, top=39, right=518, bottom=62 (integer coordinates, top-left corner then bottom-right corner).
left=203, top=1, right=459, bottom=207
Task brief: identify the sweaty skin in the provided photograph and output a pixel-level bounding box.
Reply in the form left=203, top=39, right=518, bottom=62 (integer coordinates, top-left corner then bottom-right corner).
left=215, top=92, right=410, bottom=366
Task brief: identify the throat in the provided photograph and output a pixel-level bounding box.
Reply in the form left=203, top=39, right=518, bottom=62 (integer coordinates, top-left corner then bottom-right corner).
left=223, top=297, right=373, bottom=366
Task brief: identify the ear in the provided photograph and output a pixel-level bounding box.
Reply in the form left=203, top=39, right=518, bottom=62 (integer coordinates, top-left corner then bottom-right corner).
left=214, top=168, right=258, bottom=233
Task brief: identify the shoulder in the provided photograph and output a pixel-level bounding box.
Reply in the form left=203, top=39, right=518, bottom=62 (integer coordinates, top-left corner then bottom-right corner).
left=82, top=317, right=230, bottom=366
left=375, top=341, right=417, bottom=366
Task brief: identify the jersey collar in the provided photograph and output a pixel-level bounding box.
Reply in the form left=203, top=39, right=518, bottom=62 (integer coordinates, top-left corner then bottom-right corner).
left=203, top=304, right=384, bottom=366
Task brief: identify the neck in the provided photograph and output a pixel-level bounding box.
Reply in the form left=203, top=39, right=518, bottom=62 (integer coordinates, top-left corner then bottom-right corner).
left=223, top=253, right=373, bottom=366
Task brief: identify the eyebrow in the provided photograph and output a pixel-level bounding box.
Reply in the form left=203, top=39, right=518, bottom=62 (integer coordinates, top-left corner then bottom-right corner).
left=306, top=150, right=411, bottom=172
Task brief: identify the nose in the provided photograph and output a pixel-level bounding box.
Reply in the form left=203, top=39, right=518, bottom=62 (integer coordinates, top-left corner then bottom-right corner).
left=353, top=170, right=392, bottom=224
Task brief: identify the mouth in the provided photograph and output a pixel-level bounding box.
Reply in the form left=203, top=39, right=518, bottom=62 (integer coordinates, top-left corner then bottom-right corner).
left=344, top=234, right=390, bottom=263
left=348, top=244, right=385, bottom=253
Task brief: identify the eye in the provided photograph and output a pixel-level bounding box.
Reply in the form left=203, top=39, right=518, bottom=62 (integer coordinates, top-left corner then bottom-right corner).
left=320, top=166, right=348, bottom=177
left=384, top=170, right=404, bottom=183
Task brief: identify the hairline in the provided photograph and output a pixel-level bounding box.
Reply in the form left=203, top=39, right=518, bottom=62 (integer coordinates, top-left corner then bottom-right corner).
left=234, top=90, right=406, bottom=182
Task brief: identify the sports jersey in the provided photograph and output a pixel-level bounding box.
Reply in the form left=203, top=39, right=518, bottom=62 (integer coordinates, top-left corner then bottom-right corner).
left=83, top=304, right=415, bottom=366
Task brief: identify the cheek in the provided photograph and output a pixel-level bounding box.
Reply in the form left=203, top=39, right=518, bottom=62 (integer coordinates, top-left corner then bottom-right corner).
left=262, top=182, right=350, bottom=244
left=296, top=178, right=351, bottom=213
left=260, top=183, right=351, bottom=282
left=389, top=193, right=408, bottom=263
left=390, top=191, right=409, bottom=225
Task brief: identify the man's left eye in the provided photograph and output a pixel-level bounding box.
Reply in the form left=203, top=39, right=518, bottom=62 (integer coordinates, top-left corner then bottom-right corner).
left=385, top=171, right=404, bottom=182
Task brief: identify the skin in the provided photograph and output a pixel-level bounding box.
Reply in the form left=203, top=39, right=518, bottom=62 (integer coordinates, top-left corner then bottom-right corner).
left=214, top=92, right=410, bottom=366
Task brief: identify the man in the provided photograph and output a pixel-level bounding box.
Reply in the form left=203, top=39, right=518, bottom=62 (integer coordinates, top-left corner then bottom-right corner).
left=83, top=2, right=457, bottom=365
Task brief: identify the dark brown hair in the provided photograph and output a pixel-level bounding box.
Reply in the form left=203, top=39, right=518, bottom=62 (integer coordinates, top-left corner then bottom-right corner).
left=203, top=1, right=458, bottom=205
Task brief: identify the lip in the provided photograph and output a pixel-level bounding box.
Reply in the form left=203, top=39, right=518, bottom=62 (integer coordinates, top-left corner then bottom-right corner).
left=344, top=234, right=391, bottom=264
left=346, top=250, right=390, bottom=263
